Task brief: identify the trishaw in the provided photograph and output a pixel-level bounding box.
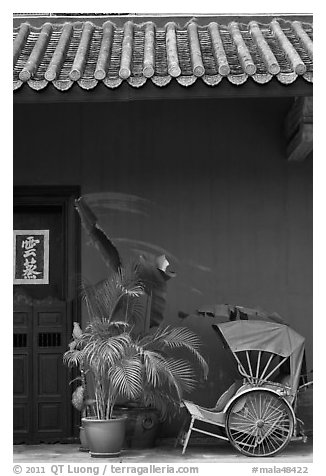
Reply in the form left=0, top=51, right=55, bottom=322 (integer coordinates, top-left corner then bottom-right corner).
left=178, top=316, right=312, bottom=457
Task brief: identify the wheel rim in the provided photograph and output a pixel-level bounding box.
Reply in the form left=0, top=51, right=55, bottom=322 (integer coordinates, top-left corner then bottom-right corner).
left=226, top=390, right=294, bottom=457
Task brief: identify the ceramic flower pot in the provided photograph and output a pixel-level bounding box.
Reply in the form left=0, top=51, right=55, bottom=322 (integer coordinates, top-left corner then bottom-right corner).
left=79, top=426, right=89, bottom=452
left=114, top=406, right=160, bottom=448
left=82, top=417, right=126, bottom=457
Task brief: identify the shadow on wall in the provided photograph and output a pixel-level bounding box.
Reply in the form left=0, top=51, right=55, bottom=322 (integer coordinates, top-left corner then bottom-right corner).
left=81, top=191, right=216, bottom=299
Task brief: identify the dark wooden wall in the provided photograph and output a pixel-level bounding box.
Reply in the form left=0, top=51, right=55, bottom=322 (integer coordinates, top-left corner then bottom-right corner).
left=14, top=97, right=312, bottom=433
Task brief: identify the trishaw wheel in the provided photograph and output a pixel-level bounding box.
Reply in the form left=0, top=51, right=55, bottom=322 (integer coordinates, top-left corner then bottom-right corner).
left=225, top=390, right=294, bottom=457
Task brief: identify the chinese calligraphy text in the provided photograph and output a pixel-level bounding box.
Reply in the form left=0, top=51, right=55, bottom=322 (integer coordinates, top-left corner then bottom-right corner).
left=13, top=230, right=49, bottom=284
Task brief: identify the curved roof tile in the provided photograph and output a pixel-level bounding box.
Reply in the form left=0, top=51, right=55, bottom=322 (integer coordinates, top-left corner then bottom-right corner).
left=13, top=18, right=313, bottom=91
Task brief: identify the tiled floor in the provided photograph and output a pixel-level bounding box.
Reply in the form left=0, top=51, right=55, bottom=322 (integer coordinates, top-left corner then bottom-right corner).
left=13, top=439, right=313, bottom=464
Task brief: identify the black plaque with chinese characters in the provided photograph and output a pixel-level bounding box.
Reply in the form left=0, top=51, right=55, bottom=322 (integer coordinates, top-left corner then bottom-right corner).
left=13, top=230, right=49, bottom=284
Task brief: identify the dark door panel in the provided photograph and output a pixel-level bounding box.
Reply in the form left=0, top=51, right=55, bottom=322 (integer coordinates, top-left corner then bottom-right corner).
left=13, top=306, right=33, bottom=443
left=13, top=187, right=80, bottom=444
left=33, top=304, right=69, bottom=442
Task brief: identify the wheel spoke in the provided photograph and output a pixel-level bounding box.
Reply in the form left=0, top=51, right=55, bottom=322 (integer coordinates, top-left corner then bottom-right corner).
left=263, top=422, right=290, bottom=436
left=261, top=395, right=276, bottom=420
left=252, top=428, right=260, bottom=455
left=262, top=433, right=273, bottom=455
left=229, top=425, right=253, bottom=435
left=267, top=424, right=291, bottom=437
left=264, top=413, right=289, bottom=428
left=264, top=413, right=288, bottom=426
left=265, top=425, right=290, bottom=434
left=248, top=395, right=259, bottom=420
left=233, top=430, right=257, bottom=448
left=230, top=423, right=257, bottom=437
left=265, top=430, right=281, bottom=453
left=241, top=400, right=257, bottom=421
left=264, top=410, right=288, bottom=424
left=264, top=403, right=284, bottom=421
left=231, top=407, right=256, bottom=423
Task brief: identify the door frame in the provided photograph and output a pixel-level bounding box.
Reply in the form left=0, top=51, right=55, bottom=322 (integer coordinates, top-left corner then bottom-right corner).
left=13, top=185, right=81, bottom=441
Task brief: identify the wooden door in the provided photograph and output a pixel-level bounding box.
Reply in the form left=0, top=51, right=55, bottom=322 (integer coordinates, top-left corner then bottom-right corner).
left=13, top=187, right=80, bottom=443
left=13, top=304, right=69, bottom=442
left=32, top=304, right=69, bottom=442
left=13, top=305, right=33, bottom=442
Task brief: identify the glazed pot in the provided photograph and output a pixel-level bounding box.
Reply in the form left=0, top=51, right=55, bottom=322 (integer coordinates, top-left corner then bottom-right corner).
left=114, top=406, right=160, bottom=448
left=82, top=417, right=126, bottom=457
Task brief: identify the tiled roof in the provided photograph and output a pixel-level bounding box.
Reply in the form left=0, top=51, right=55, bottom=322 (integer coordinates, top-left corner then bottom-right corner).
left=13, top=18, right=313, bottom=91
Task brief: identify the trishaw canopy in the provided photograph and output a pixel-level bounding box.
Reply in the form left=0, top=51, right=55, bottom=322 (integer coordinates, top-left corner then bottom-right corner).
left=213, top=320, right=305, bottom=394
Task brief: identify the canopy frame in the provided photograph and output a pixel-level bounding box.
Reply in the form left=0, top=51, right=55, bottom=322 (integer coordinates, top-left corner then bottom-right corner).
left=213, top=320, right=305, bottom=395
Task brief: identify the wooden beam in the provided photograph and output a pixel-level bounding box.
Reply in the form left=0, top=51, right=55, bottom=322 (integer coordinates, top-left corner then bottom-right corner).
left=285, top=96, right=313, bottom=162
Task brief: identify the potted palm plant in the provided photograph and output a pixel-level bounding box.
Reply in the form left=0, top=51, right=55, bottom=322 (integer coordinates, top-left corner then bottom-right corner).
left=64, top=262, right=208, bottom=455
left=63, top=265, right=145, bottom=457
left=63, top=197, right=209, bottom=455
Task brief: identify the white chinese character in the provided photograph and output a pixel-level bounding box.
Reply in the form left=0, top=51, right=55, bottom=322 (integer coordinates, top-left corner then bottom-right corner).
left=22, top=257, right=42, bottom=279
left=23, top=249, right=36, bottom=258
left=22, top=236, right=40, bottom=250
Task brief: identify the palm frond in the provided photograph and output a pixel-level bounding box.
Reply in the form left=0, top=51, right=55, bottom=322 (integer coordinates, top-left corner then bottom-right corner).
left=137, top=347, right=198, bottom=396
left=118, top=262, right=144, bottom=297
left=140, top=387, right=180, bottom=421
left=143, top=326, right=200, bottom=349
left=77, top=333, right=134, bottom=375
left=141, top=350, right=168, bottom=388
left=63, top=349, right=84, bottom=368
left=81, top=264, right=144, bottom=324
left=108, top=356, right=143, bottom=400
left=80, top=319, right=131, bottom=342
left=163, top=358, right=197, bottom=393
left=107, top=320, right=131, bottom=329
left=119, top=295, right=145, bottom=326
left=144, top=354, right=183, bottom=400
left=82, top=276, right=124, bottom=321
left=140, top=326, right=209, bottom=379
